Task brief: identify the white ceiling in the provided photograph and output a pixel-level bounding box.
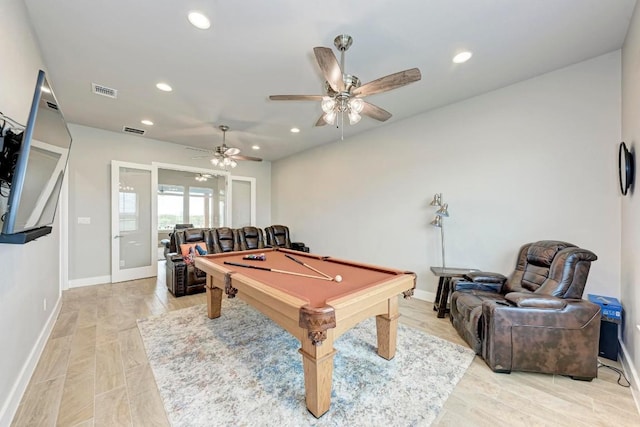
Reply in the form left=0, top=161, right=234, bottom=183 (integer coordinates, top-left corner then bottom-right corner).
left=23, top=0, right=637, bottom=161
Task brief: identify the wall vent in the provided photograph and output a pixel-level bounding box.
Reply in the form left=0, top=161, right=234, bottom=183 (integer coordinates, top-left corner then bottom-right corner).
left=122, top=126, right=145, bottom=135
left=46, top=101, right=58, bottom=110
left=92, top=83, right=117, bottom=98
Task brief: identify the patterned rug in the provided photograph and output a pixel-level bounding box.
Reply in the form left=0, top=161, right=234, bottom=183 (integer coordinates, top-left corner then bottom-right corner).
left=137, top=300, right=475, bottom=426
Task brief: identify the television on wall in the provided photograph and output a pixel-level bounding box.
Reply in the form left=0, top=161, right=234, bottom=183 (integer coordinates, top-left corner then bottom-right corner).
left=0, top=70, right=72, bottom=244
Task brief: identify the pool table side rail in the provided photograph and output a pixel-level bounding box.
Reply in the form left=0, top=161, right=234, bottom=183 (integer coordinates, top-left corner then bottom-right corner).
left=328, top=273, right=416, bottom=338
left=197, top=260, right=311, bottom=342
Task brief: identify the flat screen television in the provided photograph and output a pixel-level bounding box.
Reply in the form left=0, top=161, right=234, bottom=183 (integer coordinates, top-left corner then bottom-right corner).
left=0, top=70, right=72, bottom=244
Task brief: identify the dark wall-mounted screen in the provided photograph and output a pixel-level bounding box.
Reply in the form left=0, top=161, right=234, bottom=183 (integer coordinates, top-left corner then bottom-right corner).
left=0, top=70, right=72, bottom=243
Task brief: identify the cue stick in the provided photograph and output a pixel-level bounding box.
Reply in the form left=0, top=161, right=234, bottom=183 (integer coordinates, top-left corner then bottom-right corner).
left=284, top=254, right=333, bottom=280
left=223, top=261, right=332, bottom=281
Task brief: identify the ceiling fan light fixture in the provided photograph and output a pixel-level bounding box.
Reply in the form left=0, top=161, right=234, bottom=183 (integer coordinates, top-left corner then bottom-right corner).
left=321, top=97, right=336, bottom=113
left=230, top=160, right=238, bottom=168
left=323, top=110, right=337, bottom=125
left=348, top=110, right=361, bottom=125
left=349, top=98, right=364, bottom=113
left=211, top=158, right=219, bottom=166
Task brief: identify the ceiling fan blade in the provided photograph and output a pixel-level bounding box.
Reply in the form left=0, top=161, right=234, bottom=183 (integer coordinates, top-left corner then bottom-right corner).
left=224, top=147, right=241, bottom=156
left=361, top=102, right=392, bottom=122
left=186, top=146, right=215, bottom=154
left=269, top=95, right=324, bottom=101
left=313, top=47, right=345, bottom=93
left=229, top=155, right=262, bottom=162
left=315, top=115, right=327, bottom=127
left=191, top=155, right=213, bottom=159
left=353, top=68, right=421, bottom=97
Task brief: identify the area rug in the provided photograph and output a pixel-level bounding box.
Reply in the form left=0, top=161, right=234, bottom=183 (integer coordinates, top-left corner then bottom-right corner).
left=137, top=300, right=475, bottom=426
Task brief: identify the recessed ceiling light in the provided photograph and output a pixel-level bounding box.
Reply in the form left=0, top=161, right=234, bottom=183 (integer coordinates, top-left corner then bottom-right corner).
left=453, top=51, right=473, bottom=64
left=141, top=119, right=154, bottom=126
left=252, top=145, right=260, bottom=150
left=156, top=82, right=172, bottom=92
left=188, top=11, right=211, bottom=29
left=290, top=127, right=300, bottom=133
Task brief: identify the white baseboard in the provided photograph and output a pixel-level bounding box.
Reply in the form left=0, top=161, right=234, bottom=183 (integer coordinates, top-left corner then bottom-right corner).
left=619, top=339, right=640, bottom=414
left=0, top=297, right=62, bottom=426
left=68, top=274, right=111, bottom=288
left=413, top=289, right=434, bottom=303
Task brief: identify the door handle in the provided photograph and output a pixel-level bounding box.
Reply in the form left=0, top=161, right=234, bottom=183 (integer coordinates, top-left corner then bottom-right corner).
left=114, top=235, right=123, bottom=239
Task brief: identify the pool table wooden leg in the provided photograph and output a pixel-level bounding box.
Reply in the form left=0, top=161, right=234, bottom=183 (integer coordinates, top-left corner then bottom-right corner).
left=206, top=276, right=222, bottom=319
left=298, top=330, right=337, bottom=418
left=376, top=296, right=400, bottom=360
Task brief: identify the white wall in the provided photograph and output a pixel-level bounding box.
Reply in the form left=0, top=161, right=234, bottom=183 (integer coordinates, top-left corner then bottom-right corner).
left=273, top=52, right=621, bottom=303
left=621, top=0, right=640, bottom=406
left=67, top=124, right=271, bottom=283
left=0, top=0, right=62, bottom=424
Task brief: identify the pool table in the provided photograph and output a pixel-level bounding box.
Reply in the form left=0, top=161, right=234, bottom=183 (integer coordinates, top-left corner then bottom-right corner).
left=194, top=247, right=416, bottom=417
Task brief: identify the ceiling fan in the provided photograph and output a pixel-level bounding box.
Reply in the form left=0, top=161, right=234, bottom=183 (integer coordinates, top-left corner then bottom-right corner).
left=190, top=125, right=262, bottom=168
left=269, top=34, right=421, bottom=127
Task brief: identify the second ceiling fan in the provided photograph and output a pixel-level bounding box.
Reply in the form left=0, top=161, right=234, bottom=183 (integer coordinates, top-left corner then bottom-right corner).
left=270, top=34, right=421, bottom=126
left=190, top=125, right=262, bottom=169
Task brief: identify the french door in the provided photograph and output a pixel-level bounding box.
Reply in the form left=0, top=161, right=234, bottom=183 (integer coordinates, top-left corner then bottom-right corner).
left=111, top=161, right=157, bottom=282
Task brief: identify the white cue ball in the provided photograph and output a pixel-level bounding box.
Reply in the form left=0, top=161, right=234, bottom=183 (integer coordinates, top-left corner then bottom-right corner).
left=334, top=275, right=343, bottom=283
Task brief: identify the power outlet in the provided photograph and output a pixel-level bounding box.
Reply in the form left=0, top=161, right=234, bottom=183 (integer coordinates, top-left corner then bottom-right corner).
left=43, top=298, right=47, bottom=311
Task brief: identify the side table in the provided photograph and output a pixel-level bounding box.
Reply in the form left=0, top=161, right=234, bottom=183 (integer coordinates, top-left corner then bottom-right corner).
left=430, top=266, right=478, bottom=318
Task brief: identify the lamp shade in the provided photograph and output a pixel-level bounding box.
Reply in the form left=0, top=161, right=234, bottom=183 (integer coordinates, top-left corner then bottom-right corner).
left=430, top=193, right=442, bottom=207
left=430, top=216, right=442, bottom=227
left=436, top=203, right=449, bottom=217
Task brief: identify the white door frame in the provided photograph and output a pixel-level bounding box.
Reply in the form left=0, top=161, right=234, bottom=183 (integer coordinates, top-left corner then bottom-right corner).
left=111, top=161, right=157, bottom=282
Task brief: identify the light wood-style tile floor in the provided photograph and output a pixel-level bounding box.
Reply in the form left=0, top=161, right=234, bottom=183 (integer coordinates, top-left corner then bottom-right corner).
left=11, top=266, right=640, bottom=426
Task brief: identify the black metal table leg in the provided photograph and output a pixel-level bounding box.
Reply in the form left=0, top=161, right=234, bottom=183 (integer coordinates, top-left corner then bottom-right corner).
left=433, top=277, right=444, bottom=311
left=436, top=277, right=451, bottom=318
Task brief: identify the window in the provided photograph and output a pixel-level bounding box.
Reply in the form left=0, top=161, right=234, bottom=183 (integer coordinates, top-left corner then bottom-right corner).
left=157, top=170, right=228, bottom=229
left=189, top=186, right=215, bottom=228
left=158, top=184, right=184, bottom=230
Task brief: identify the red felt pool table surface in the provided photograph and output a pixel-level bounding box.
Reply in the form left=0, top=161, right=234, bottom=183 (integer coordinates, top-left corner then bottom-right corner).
left=197, top=248, right=410, bottom=307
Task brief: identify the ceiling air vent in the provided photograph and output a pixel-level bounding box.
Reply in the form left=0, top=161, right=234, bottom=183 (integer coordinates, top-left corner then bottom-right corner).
left=92, top=83, right=117, bottom=98
left=122, top=126, right=145, bottom=135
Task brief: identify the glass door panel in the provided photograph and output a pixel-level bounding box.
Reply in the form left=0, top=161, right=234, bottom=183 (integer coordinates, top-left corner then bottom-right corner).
left=111, top=161, right=156, bottom=282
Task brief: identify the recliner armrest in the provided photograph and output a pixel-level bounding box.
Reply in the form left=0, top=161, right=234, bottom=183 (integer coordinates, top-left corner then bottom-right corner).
left=453, top=271, right=506, bottom=293
left=291, top=242, right=309, bottom=252
left=464, top=271, right=507, bottom=284
left=170, top=253, right=183, bottom=260
left=453, top=280, right=503, bottom=293
left=504, top=292, right=568, bottom=309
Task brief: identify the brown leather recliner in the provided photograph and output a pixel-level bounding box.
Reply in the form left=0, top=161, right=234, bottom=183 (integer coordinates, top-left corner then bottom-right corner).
left=236, top=226, right=265, bottom=250
left=264, top=224, right=310, bottom=252
left=211, top=227, right=237, bottom=253
left=450, top=240, right=600, bottom=380
left=165, top=228, right=213, bottom=297
left=264, top=225, right=291, bottom=248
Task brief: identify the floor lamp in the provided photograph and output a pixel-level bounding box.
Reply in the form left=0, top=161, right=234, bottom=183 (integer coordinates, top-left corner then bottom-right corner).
left=430, top=193, right=449, bottom=272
